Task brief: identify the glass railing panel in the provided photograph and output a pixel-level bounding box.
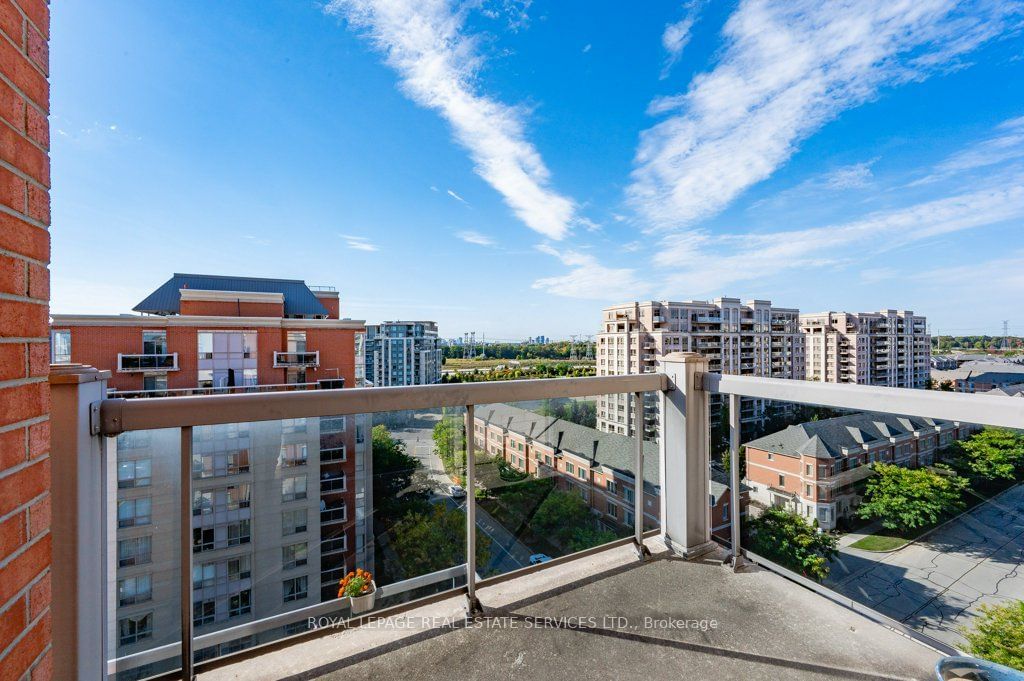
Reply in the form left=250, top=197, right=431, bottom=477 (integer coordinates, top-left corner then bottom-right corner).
left=723, top=395, right=997, bottom=654
left=473, top=392, right=656, bottom=578
left=109, top=407, right=472, bottom=678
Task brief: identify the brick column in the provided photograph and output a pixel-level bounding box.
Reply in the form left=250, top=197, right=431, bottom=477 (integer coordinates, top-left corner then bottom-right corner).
left=0, top=1, right=51, bottom=680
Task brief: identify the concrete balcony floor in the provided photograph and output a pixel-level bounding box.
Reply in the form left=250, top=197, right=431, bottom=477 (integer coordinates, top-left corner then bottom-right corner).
left=203, top=541, right=941, bottom=681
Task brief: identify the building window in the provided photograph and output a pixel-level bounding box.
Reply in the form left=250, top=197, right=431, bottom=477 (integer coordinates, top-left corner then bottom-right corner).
left=118, top=613, right=153, bottom=646
left=194, top=449, right=250, bottom=478
left=607, top=501, right=618, bottom=519
left=142, top=374, right=167, bottom=392
left=227, top=520, right=251, bottom=546
left=805, top=464, right=812, bottom=475
left=118, top=575, right=152, bottom=606
left=50, top=330, right=71, bottom=363
left=118, top=536, right=152, bottom=567
left=722, top=502, right=730, bottom=520
left=118, top=459, right=152, bottom=489
left=624, top=510, right=634, bottom=527
left=282, top=475, right=307, bottom=502
left=229, top=590, right=252, bottom=618
left=142, top=330, right=167, bottom=355
left=118, top=497, right=151, bottom=528
left=279, top=444, right=308, bottom=467
left=778, top=474, right=785, bottom=487
left=320, top=416, right=346, bottom=433
left=283, top=576, right=308, bottom=603
left=767, top=452, right=774, bottom=461
left=228, top=555, right=252, bottom=581
left=282, top=418, right=307, bottom=434
left=193, top=562, right=217, bottom=589
left=623, top=488, right=635, bottom=504
left=194, top=599, right=216, bottom=627
left=193, top=528, right=215, bottom=553
left=283, top=509, right=308, bottom=535
left=805, top=484, right=812, bottom=496
left=565, top=462, right=575, bottom=475
left=282, top=542, right=308, bottom=570
left=606, top=481, right=617, bottom=495
left=577, top=468, right=587, bottom=481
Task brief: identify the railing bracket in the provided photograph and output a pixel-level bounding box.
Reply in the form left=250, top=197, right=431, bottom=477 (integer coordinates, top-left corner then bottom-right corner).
left=465, top=595, right=484, bottom=618
left=89, top=401, right=101, bottom=435
left=632, top=540, right=651, bottom=562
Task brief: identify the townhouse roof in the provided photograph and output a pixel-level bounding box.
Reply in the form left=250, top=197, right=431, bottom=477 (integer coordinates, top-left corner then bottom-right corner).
left=988, top=383, right=1024, bottom=397
left=133, top=273, right=329, bottom=317
left=745, top=412, right=956, bottom=460
left=931, top=361, right=1024, bottom=385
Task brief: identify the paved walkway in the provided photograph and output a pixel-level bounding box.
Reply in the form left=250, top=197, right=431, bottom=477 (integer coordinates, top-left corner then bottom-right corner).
left=836, top=519, right=885, bottom=548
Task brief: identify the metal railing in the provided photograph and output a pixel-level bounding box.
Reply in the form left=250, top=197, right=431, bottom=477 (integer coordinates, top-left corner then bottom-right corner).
left=88, top=372, right=665, bottom=680
left=273, top=351, right=320, bottom=368
left=117, top=353, right=179, bottom=372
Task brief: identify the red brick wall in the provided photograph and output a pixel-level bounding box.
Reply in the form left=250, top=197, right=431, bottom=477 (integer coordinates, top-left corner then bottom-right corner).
left=179, top=299, right=284, bottom=317
left=0, top=1, right=51, bottom=678
left=307, top=327, right=357, bottom=386
left=314, top=294, right=339, bottom=319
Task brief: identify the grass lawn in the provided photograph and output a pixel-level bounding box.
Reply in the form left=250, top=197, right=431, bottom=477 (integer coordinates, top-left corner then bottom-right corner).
left=849, top=534, right=909, bottom=552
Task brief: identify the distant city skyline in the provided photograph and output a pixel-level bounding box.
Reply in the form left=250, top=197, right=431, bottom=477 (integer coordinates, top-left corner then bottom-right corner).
left=50, top=2, right=1024, bottom=338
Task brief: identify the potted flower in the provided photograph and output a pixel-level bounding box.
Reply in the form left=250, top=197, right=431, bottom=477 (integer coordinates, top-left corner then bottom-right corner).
left=338, top=569, right=376, bottom=614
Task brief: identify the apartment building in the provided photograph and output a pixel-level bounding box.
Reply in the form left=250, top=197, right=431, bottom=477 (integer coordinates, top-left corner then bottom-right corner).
left=800, top=310, right=930, bottom=388
left=364, top=321, right=442, bottom=386
left=744, top=413, right=974, bottom=530
left=473, top=403, right=745, bottom=540
left=50, top=273, right=372, bottom=663
left=597, top=299, right=805, bottom=439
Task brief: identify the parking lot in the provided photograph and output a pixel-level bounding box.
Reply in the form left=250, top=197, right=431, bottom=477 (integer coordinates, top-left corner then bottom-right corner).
left=826, top=484, right=1024, bottom=648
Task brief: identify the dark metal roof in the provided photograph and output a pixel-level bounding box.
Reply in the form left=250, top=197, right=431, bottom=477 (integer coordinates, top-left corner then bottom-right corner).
left=133, top=273, right=329, bottom=317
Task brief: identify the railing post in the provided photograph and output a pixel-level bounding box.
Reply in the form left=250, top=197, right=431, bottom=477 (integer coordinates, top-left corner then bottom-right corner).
left=50, top=364, right=112, bottom=681
left=180, top=426, right=195, bottom=680
left=728, top=393, right=745, bottom=570
left=658, top=352, right=716, bottom=559
left=464, top=405, right=482, bottom=616
left=632, top=392, right=650, bottom=560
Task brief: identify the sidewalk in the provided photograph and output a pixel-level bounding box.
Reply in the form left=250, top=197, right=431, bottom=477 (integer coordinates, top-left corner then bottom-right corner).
left=835, top=519, right=884, bottom=548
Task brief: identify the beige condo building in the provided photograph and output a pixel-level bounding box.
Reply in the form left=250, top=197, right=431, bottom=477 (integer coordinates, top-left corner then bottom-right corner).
left=800, top=310, right=930, bottom=389
left=597, top=299, right=805, bottom=439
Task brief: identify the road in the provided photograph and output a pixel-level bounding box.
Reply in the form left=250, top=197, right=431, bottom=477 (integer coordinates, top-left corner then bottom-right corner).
left=825, top=484, right=1024, bottom=648
left=388, top=414, right=537, bottom=574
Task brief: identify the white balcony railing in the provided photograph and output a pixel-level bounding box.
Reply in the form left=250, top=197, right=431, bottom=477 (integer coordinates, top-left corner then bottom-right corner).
left=117, top=352, right=178, bottom=372
left=48, top=358, right=1024, bottom=680
left=273, top=350, right=320, bottom=368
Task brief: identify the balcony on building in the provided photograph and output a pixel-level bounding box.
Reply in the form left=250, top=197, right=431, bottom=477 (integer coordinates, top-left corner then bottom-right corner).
left=47, top=359, right=1024, bottom=681
left=273, top=350, right=320, bottom=368
left=117, top=352, right=179, bottom=372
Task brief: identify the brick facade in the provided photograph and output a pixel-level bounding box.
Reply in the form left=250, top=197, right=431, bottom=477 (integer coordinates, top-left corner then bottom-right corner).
left=0, top=1, right=51, bottom=679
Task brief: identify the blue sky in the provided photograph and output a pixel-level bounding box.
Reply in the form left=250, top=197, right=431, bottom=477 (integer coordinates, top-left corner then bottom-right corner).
left=50, top=1, right=1024, bottom=340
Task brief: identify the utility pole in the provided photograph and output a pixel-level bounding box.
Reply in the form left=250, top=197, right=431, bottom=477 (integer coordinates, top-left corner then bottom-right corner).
left=1002, top=320, right=1010, bottom=351
left=569, top=335, right=578, bottom=361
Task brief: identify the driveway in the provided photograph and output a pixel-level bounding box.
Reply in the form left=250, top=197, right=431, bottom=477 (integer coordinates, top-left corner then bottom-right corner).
left=825, top=484, right=1024, bottom=648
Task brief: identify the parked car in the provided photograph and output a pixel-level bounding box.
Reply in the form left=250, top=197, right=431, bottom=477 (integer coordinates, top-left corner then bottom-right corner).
left=448, top=484, right=466, bottom=498
left=529, top=553, right=552, bottom=565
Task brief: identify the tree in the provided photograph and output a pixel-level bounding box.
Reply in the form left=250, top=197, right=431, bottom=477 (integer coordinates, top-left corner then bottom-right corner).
left=953, top=428, right=1024, bottom=482
left=857, top=463, right=968, bottom=531
left=745, top=508, right=838, bottom=581
left=938, top=379, right=955, bottom=392
left=568, top=526, right=618, bottom=551
left=962, top=600, right=1024, bottom=671
left=532, top=489, right=592, bottom=545
left=389, top=505, right=491, bottom=577
left=372, top=424, right=430, bottom=521
left=432, top=414, right=466, bottom=480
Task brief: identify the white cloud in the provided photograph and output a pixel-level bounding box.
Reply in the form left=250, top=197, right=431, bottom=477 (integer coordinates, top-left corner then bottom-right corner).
left=532, top=244, right=643, bottom=299
left=457, top=230, right=496, bottom=246
left=630, top=0, right=1020, bottom=231
left=660, top=2, right=704, bottom=79
left=911, top=115, right=1024, bottom=185
left=327, top=0, right=577, bottom=240
left=582, top=43, right=592, bottom=53
left=654, top=177, right=1024, bottom=294
left=447, top=188, right=469, bottom=205
left=341, top=234, right=379, bottom=252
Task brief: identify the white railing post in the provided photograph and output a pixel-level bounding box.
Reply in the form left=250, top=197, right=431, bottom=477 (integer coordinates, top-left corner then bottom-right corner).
left=50, top=364, right=112, bottom=681
left=464, top=405, right=482, bottom=615
left=658, top=352, right=716, bottom=559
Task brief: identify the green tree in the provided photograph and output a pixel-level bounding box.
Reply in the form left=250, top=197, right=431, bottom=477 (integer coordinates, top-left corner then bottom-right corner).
left=938, top=379, right=955, bottom=392
left=389, top=505, right=491, bottom=577
left=432, top=414, right=466, bottom=480
left=372, top=425, right=430, bottom=521
left=568, top=526, right=618, bottom=551
left=532, top=489, right=591, bottom=545
left=953, top=428, right=1024, bottom=481
left=962, top=600, right=1024, bottom=671
left=745, top=508, right=838, bottom=581
left=857, top=463, right=969, bottom=531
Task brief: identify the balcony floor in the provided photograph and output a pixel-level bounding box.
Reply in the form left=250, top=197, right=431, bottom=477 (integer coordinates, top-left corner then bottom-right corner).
left=203, top=541, right=941, bottom=681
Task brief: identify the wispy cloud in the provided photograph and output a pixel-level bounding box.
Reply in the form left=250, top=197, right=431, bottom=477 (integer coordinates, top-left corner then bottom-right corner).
left=582, top=43, right=592, bottom=53
left=653, top=176, right=1024, bottom=294
left=911, top=115, right=1024, bottom=185
left=532, top=244, right=642, bottom=299
left=630, top=0, right=1021, bottom=231
left=456, top=230, right=495, bottom=247
left=751, top=158, right=878, bottom=210
left=341, top=234, right=379, bottom=252
left=660, top=1, right=704, bottom=79
left=447, top=188, right=469, bottom=205
left=327, top=0, right=577, bottom=240
left=243, top=234, right=270, bottom=247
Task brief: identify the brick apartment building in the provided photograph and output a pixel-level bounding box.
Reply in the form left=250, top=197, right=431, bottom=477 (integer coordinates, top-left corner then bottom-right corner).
left=0, top=1, right=53, bottom=678
left=473, top=403, right=745, bottom=540
left=50, top=274, right=372, bottom=665
left=743, top=413, right=974, bottom=530
left=800, top=310, right=930, bottom=389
